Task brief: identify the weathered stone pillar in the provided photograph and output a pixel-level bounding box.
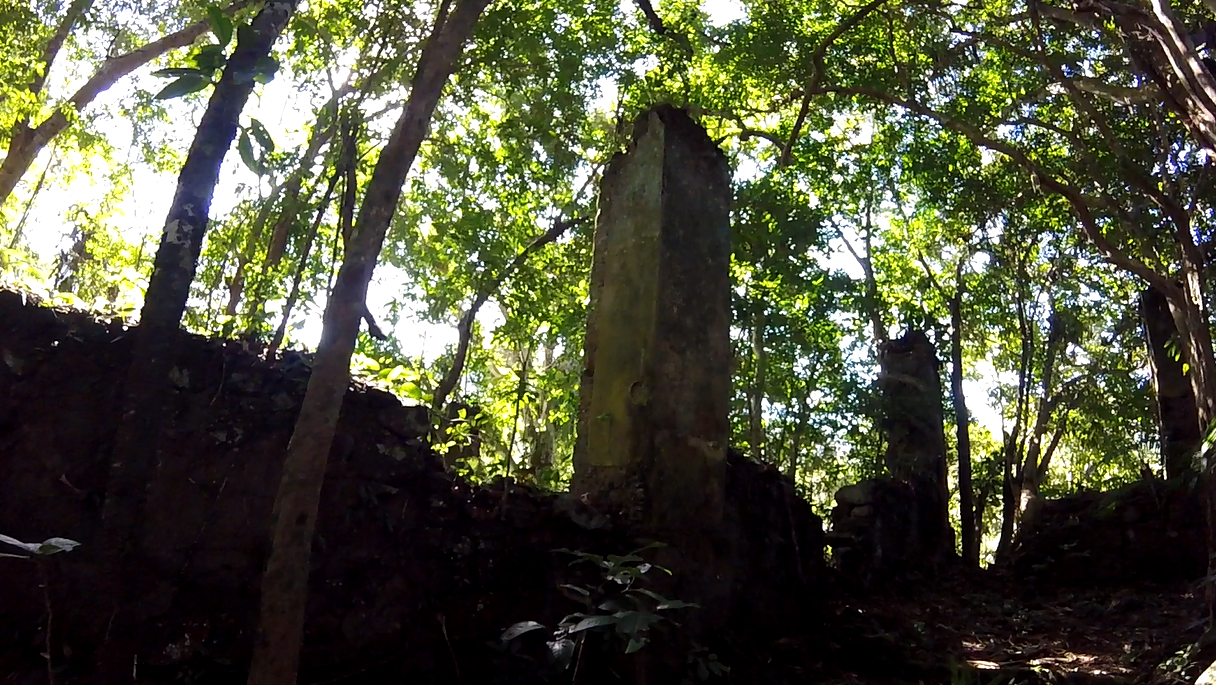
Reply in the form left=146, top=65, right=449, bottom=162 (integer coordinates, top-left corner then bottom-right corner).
left=827, top=329, right=954, bottom=581
left=880, top=328, right=953, bottom=564
left=571, top=104, right=732, bottom=537
left=1141, top=286, right=1200, bottom=479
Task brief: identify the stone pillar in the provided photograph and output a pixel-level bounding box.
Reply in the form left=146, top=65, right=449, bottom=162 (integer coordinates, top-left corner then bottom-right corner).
left=1141, top=286, right=1200, bottom=479
left=828, top=329, right=954, bottom=582
left=571, top=104, right=732, bottom=537
left=879, top=328, right=953, bottom=565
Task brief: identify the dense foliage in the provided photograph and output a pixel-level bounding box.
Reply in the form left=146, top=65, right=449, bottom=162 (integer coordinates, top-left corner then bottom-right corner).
left=7, top=0, right=1209, bottom=562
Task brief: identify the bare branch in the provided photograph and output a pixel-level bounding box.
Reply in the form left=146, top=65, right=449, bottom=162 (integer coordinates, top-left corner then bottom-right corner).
left=782, top=0, right=893, bottom=166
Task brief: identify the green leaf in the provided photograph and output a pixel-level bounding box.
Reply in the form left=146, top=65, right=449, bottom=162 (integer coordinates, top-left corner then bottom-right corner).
left=0, top=534, right=80, bottom=556
left=151, top=67, right=211, bottom=79
left=154, top=74, right=213, bottom=100
left=206, top=5, right=234, bottom=47
left=237, top=130, right=262, bottom=175
left=568, top=614, right=618, bottom=634
left=501, top=621, right=546, bottom=641
left=192, top=44, right=228, bottom=73
left=248, top=118, right=275, bottom=152
left=252, top=56, right=280, bottom=84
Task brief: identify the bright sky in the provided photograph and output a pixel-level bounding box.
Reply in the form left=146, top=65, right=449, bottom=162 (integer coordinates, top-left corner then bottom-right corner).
left=13, top=0, right=1005, bottom=434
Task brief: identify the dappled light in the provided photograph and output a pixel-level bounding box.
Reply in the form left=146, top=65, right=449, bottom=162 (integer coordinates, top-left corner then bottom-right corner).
left=5, top=0, right=1216, bottom=682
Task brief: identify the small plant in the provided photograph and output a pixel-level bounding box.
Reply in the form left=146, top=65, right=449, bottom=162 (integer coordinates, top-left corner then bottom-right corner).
left=685, top=644, right=729, bottom=682
left=499, top=542, right=707, bottom=677
left=2, top=534, right=81, bottom=685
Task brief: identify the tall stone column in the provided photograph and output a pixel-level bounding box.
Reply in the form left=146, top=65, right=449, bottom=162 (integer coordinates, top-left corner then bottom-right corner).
left=879, top=328, right=953, bottom=565
left=571, top=104, right=732, bottom=538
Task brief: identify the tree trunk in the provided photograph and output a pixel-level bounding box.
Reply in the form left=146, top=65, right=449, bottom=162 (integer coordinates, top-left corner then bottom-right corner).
left=266, top=165, right=341, bottom=358
left=31, top=0, right=96, bottom=99
left=788, top=389, right=810, bottom=483
left=748, top=306, right=767, bottom=462
left=8, top=142, right=59, bottom=249
left=948, top=292, right=976, bottom=567
left=226, top=116, right=336, bottom=317
left=91, top=3, right=301, bottom=680
left=1141, top=285, right=1200, bottom=478
left=245, top=3, right=491, bottom=683
left=429, top=215, right=585, bottom=415
left=996, top=442, right=1017, bottom=562
left=0, top=0, right=255, bottom=208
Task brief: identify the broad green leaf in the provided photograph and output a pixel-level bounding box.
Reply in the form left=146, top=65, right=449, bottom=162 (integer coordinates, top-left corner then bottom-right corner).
left=237, top=130, right=261, bottom=175
left=501, top=621, right=546, bottom=641
left=568, top=614, right=617, bottom=633
left=206, top=5, right=234, bottom=47
left=192, top=44, right=228, bottom=73
left=154, top=74, right=212, bottom=100
left=248, top=118, right=275, bottom=152
left=151, top=67, right=211, bottom=79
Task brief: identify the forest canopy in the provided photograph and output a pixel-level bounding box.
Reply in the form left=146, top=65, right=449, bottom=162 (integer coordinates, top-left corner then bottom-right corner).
left=6, top=0, right=1207, bottom=566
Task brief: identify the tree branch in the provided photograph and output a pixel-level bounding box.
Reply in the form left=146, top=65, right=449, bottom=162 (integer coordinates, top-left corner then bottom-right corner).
left=430, top=215, right=590, bottom=413
left=782, top=0, right=893, bottom=166
left=821, top=85, right=1170, bottom=290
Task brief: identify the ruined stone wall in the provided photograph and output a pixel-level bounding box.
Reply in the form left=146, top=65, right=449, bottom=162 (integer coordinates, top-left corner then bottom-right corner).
left=0, top=290, right=823, bottom=680
left=1006, top=476, right=1205, bottom=586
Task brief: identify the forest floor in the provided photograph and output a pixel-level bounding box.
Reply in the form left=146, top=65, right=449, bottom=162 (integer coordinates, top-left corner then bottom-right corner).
left=797, top=571, right=1207, bottom=685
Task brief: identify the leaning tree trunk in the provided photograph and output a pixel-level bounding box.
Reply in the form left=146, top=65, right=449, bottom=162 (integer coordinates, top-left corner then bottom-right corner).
left=748, top=305, right=767, bottom=463
left=0, top=0, right=255, bottom=208
left=245, top=3, right=493, bottom=683
left=948, top=291, right=977, bottom=567
left=429, top=214, right=585, bottom=416
left=266, top=165, right=341, bottom=357
left=91, top=2, right=301, bottom=680
left=1141, top=285, right=1200, bottom=479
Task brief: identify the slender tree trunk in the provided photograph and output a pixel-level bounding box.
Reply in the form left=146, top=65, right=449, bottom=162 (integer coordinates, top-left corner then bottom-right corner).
left=92, top=3, right=301, bottom=680
left=1018, top=313, right=1064, bottom=519
left=949, top=292, right=976, bottom=567
left=840, top=204, right=888, bottom=347
left=505, top=342, right=532, bottom=479
left=997, top=445, right=1017, bottom=562
left=246, top=3, right=492, bottom=683
left=788, top=390, right=810, bottom=482
left=33, top=0, right=96, bottom=98
left=0, top=0, right=256, bottom=208
left=748, top=306, right=767, bottom=462
left=7, top=142, right=58, bottom=248
left=429, top=215, right=585, bottom=415
left=267, top=167, right=341, bottom=358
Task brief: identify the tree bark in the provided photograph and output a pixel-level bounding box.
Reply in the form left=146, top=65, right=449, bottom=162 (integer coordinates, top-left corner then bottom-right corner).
left=245, top=2, right=491, bottom=683
left=32, top=0, right=96, bottom=99
left=0, top=0, right=256, bottom=208
left=266, top=165, right=341, bottom=358
left=788, top=389, right=810, bottom=482
left=91, top=2, right=301, bottom=680
left=1140, top=285, right=1200, bottom=478
left=919, top=251, right=976, bottom=566
left=748, top=305, right=767, bottom=462
left=948, top=288, right=976, bottom=567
